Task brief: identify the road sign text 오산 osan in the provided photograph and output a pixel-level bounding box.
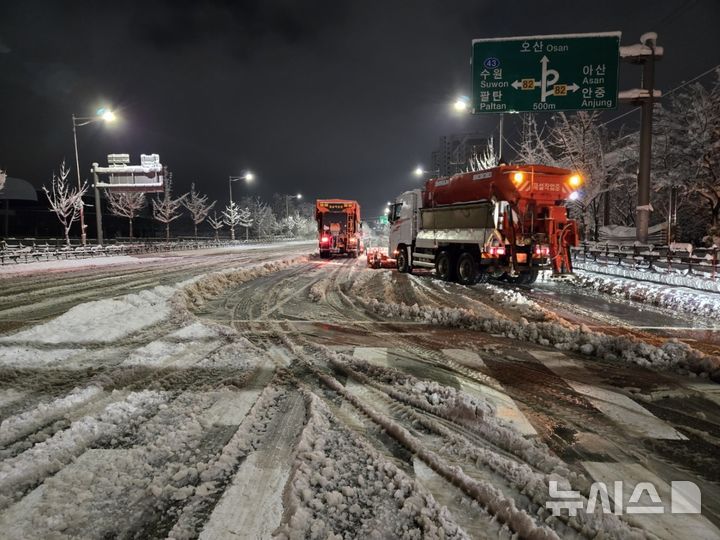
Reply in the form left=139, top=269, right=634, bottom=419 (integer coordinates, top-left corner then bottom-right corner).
left=472, top=32, right=620, bottom=114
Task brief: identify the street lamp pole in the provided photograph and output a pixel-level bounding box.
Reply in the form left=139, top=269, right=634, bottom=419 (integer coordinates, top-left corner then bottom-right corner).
left=71, top=114, right=87, bottom=245
left=228, top=172, right=254, bottom=240
left=71, top=108, right=116, bottom=245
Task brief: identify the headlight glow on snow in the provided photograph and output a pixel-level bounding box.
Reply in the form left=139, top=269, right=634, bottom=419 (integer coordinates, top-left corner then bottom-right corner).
left=569, top=191, right=580, bottom=200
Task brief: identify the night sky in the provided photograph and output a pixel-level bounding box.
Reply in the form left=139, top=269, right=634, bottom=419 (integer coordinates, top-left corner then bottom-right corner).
left=1, top=0, right=718, bottom=219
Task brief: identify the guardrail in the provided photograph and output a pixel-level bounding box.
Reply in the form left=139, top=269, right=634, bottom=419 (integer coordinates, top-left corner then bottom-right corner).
left=572, top=241, right=719, bottom=279
left=0, top=236, right=309, bottom=266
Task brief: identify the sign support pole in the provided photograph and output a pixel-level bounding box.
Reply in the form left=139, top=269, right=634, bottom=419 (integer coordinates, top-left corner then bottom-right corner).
left=93, top=170, right=104, bottom=245
left=636, top=41, right=656, bottom=244
left=498, top=114, right=504, bottom=161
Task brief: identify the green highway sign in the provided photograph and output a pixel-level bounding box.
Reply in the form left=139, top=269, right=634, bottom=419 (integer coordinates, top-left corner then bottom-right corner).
left=472, top=32, right=620, bottom=113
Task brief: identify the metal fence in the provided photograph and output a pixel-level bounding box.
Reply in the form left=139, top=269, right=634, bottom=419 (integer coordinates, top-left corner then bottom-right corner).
left=572, top=242, right=719, bottom=280
left=0, top=236, right=307, bottom=265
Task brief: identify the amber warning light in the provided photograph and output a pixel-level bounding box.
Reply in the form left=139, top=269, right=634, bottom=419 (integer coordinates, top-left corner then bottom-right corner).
left=568, top=173, right=583, bottom=187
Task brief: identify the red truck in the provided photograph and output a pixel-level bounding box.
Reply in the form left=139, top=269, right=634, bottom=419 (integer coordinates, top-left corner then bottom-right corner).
left=315, top=199, right=363, bottom=259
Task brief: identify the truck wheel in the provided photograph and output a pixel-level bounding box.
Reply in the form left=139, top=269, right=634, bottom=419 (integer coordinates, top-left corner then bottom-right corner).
left=320, top=251, right=330, bottom=259
left=456, top=251, right=479, bottom=285
left=518, top=269, right=539, bottom=284
left=397, top=246, right=412, bottom=273
left=435, top=250, right=456, bottom=281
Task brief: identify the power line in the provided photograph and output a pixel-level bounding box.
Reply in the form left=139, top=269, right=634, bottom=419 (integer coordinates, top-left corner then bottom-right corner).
left=599, top=63, right=719, bottom=127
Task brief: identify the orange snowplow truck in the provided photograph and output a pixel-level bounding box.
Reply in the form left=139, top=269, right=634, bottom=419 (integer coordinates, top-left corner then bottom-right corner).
left=386, top=164, right=580, bottom=284
left=315, top=199, right=363, bottom=259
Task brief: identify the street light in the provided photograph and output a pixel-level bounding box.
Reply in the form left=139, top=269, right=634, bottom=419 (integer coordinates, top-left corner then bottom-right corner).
left=72, top=107, right=117, bottom=245
left=285, top=193, right=302, bottom=218
left=228, top=172, right=254, bottom=240
left=413, top=166, right=439, bottom=178
left=228, top=172, right=254, bottom=205
left=453, top=96, right=470, bottom=112
left=452, top=94, right=513, bottom=162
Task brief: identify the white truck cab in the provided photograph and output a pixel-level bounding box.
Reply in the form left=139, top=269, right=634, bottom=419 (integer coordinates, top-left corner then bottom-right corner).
left=388, top=190, right=422, bottom=272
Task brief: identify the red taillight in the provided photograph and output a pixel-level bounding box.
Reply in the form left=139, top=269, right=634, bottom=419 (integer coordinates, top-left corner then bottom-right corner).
left=487, top=246, right=506, bottom=256
left=321, top=236, right=330, bottom=244
left=534, top=245, right=550, bottom=257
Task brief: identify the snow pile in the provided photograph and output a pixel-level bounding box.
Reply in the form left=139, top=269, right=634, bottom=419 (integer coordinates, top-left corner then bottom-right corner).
left=308, top=278, right=330, bottom=303
left=338, top=356, right=494, bottom=423
left=121, top=323, right=223, bottom=368
left=170, top=321, right=222, bottom=340
left=357, top=297, right=720, bottom=380
left=574, top=271, right=720, bottom=321
left=0, top=390, right=167, bottom=509
left=0, top=346, right=82, bottom=368
left=479, top=284, right=552, bottom=321
left=277, top=391, right=470, bottom=540
left=180, top=255, right=308, bottom=309
left=574, top=260, right=720, bottom=294
left=0, top=385, right=103, bottom=447
left=0, top=285, right=177, bottom=345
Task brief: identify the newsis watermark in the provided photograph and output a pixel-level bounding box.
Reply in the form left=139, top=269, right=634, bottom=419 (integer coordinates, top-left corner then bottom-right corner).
left=546, top=480, right=702, bottom=516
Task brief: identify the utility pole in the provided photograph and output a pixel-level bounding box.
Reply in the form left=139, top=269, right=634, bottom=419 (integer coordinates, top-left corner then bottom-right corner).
left=619, top=32, right=663, bottom=244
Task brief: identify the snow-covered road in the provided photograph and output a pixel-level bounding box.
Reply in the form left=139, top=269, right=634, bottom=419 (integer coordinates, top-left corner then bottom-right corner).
left=1, top=246, right=719, bottom=539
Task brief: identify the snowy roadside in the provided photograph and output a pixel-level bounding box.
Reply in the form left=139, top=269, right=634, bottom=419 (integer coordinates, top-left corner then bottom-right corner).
left=572, top=269, right=720, bottom=322
left=0, top=240, right=314, bottom=278
left=0, top=255, right=309, bottom=365
left=0, top=255, right=165, bottom=276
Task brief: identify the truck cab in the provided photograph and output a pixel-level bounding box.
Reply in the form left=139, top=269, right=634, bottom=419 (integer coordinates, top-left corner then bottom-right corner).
left=388, top=190, right=421, bottom=272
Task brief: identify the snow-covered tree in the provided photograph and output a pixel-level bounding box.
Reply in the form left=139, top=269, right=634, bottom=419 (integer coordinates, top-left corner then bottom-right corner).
left=514, top=114, right=554, bottom=165
left=106, top=191, right=145, bottom=238
left=241, top=196, right=277, bottom=238
left=468, top=138, right=497, bottom=171
left=0, top=170, right=6, bottom=192
left=276, top=214, right=296, bottom=236
left=222, top=201, right=242, bottom=241
left=183, top=183, right=216, bottom=237
left=661, top=72, right=720, bottom=231
left=603, top=128, right=639, bottom=227
left=152, top=181, right=187, bottom=240
left=43, top=161, right=87, bottom=246
left=207, top=211, right=224, bottom=240
left=548, top=111, right=618, bottom=240
left=238, top=206, right=253, bottom=240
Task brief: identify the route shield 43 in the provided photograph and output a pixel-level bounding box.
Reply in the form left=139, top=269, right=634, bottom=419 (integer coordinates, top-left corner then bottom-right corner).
left=472, top=32, right=621, bottom=113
